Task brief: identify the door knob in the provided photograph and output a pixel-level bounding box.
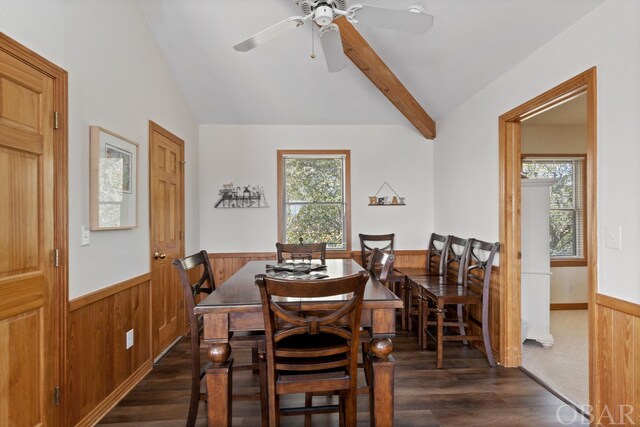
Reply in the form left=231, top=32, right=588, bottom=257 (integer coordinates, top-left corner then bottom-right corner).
left=154, top=252, right=166, bottom=260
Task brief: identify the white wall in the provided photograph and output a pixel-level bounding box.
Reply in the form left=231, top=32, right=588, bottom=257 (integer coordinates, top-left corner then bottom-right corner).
left=551, top=267, right=588, bottom=304
left=521, top=125, right=587, bottom=154
left=0, top=0, right=200, bottom=298
left=434, top=0, right=640, bottom=303
left=199, top=125, right=433, bottom=253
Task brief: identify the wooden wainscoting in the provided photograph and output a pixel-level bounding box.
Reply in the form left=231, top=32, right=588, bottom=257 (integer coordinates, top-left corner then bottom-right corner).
left=208, top=250, right=428, bottom=285
left=594, top=294, right=640, bottom=426
left=67, top=274, right=152, bottom=427
left=209, top=252, right=277, bottom=285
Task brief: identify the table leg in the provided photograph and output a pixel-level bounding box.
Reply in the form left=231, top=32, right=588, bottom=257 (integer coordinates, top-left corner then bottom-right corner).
left=436, top=302, right=445, bottom=369
left=417, top=288, right=424, bottom=348
left=399, top=282, right=407, bottom=331
left=369, top=337, right=395, bottom=427
left=206, top=343, right=233, bottom=426
left=406, top=280, right=413, bottom=333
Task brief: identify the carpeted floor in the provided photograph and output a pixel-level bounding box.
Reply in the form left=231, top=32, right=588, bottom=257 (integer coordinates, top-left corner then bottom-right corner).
left=522, top=310, right=588, bottom=408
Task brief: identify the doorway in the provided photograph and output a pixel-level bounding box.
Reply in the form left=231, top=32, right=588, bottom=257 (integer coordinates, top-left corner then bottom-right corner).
left=498, top=68, right=597, bottom=409
left=0, top=33, right=68, bottom=425
left=519, top=93, right=589, bottom=407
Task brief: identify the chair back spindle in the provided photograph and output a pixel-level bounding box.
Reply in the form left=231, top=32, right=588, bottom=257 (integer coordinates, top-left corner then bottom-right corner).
left=276, top=241, right=327, bottom=264
left=426, top=233, right=449, bottom=275
left=359, top=233, right=394, bottom=269
left=442, top=236, right=471, bottom=284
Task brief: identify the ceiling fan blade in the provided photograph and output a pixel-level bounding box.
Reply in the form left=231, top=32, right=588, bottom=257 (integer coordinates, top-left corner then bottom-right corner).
left=319, top=24, right=347, bottom=73
left=349, top=4, right=434, bottom=34
left=234, top=16, right=307, bottom=52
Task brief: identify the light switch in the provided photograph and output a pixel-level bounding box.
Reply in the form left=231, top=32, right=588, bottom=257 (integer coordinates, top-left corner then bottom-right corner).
left=81, top=226, right=90, bottom=246
left=126, top=329, right=134, bottom=349
left=605, top=225, right=621, bottom=250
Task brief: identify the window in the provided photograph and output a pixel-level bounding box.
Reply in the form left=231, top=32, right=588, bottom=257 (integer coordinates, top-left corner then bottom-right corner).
left=522, top=156, right=586, bottom=264
left=277, top=150, right=351, bottom=251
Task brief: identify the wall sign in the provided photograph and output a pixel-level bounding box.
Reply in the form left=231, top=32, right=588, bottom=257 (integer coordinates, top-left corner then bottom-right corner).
left=215, top=183, right=269, bottom=208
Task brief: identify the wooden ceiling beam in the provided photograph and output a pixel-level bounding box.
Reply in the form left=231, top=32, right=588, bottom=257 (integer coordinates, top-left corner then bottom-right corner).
left=334, top=17, right=436, bottom=139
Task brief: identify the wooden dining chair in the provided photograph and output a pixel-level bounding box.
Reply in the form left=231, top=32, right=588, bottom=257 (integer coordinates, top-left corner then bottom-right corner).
left=358, top=233, right=394, bottom=269
left=421, top=239, right=500, bottom=368
left=365, top=247, right=395, bottom=283
left=364, top=246, right=409, bottom=333
left=255, top=271, right=369, bottom=427
left=416, top=236, right=469, bottom=349
left=173, top=250, right=268, bottom=427
left=403, top=233, right=451, bottom=341
left=276, top=239, right=327, bottom=264
left=359, top=233, right=407, bottom=331
left=426, top=232, right=450, bottom=275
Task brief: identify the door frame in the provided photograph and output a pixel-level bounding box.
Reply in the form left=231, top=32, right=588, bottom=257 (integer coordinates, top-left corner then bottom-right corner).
left=0, top=33, right=69, bottom=425
left=498, top=68, right=597, bottom=403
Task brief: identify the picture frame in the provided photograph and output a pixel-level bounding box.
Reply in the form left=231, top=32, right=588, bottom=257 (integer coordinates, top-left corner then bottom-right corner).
left=90, top=126, right=139, bottom=230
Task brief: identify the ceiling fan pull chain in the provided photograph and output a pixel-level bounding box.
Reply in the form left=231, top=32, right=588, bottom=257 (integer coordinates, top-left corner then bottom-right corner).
left=310, top=24, right=316, bottom=59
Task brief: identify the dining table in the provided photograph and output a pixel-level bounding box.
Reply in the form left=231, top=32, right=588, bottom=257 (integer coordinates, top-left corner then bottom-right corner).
left=194, top=258, right=403, bottom=426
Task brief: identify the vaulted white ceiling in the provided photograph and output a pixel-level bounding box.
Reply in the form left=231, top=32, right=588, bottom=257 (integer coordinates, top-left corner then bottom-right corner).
left=136, top=0, right=604, bottom=128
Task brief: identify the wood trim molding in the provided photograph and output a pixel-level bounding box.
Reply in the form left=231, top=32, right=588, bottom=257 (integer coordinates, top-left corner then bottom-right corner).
left=596, top=294, right=640, bottom=317
left=498, top=67, right=597, bottom=372
left=68, top=273, right=151, bottom=312
left=209, top=252, right=277, bottom=259
left=550, top=303, right=588, bottom=310
left=0, top=32, right=69, bottom=426
left=73, top=361, right=152, bottom=427
left=334, top=17, right=436, bottom=139
left=550, top=259, right=588, bottom=267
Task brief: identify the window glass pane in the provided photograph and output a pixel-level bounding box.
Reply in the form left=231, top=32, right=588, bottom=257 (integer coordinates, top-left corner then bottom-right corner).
left=550, top=210, right=576, bottom=256
left=522, top=157, right=584, bottom=259
left=284, top=158, right=343, bottom=203
left=285, top=204, right=344, bottom=249
left=522, top=161, right=574, bottom=209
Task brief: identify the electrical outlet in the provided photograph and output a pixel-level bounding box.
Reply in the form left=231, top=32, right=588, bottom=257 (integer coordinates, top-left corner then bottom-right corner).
left=126, top=329, right=134, bottom=349
left=605, top=225, right=622, bottom=250
left=81, top=226, right=90, bottom=246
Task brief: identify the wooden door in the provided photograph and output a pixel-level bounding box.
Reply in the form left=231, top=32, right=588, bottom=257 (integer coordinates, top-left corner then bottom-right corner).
left=149, top=121, right=185, bottom=357
left=0, top=43, right=58, bottom=425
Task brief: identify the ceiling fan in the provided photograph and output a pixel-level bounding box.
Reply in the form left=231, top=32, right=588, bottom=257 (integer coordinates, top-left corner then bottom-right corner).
left=233, top=0, right=434, bottom=73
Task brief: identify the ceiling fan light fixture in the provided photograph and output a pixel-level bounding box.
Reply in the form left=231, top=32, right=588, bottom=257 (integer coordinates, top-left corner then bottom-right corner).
left=314, top=4, right=335, bottom=26
left=407, top=5, right=426, bottom=14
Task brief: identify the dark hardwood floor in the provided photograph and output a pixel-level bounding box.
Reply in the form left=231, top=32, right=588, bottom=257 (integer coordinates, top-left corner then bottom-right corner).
left=98, top=334, right=587, bottom=426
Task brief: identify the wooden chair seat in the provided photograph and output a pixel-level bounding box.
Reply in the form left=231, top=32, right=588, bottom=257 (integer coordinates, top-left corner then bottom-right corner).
left=420, top=282, right=482, bottom=302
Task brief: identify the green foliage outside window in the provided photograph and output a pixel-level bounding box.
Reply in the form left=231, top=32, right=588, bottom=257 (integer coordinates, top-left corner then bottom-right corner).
left=522, top=159, right=583, bottom=257
left=284, top=157, right=345, bottom=249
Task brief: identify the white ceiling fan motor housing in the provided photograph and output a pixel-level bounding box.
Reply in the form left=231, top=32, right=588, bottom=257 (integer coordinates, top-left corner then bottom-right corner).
left=314, top=5, right=334, bottom=26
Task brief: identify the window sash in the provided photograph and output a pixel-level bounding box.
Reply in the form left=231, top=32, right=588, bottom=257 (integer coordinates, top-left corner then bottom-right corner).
left=522, top=157, right=585, bottom=259
left=281, top=154, right=347, bottom=250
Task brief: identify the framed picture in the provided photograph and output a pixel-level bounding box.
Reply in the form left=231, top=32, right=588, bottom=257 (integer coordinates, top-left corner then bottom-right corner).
left=90, top=126, right=139, bottom=230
